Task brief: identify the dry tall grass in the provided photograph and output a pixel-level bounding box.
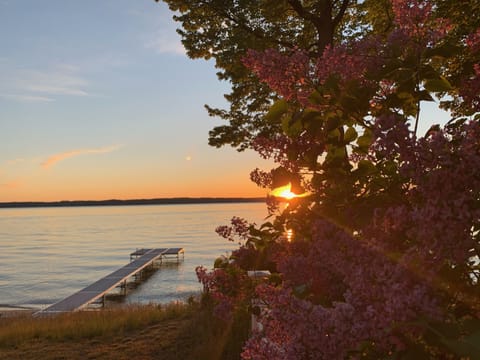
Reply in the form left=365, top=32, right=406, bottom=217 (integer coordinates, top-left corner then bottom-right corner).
left=0, top=302, right=188, bottom=348
left=0, top=298, right=250, bottom=360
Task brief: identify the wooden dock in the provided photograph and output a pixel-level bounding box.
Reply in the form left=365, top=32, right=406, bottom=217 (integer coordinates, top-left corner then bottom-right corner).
left=35, top=247, right=184, bottom=316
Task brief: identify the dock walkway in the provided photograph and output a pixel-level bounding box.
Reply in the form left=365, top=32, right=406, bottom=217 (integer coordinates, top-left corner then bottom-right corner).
left=36, top=247, right=184, bottom=315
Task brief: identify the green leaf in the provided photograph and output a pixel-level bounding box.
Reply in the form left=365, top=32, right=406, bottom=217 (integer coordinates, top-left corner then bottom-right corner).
left=308, top=90, right=323, bottom=105
left=286, top=148, right=298, bottom=161
left=419, top=64, right=440, bottom=79
left=265, top=99, right=288, bottom=123
left=282, top=116, right=303, bottom=137
left=357, top=129, right=373, bottom=150
left=260, top=222, right=273, bottom=229
left=424, top=43, right=462, bottom=58
left=325, top=146, right=346, bottom=165
left=424, top=77, right=453, bottom=92
left=417, top=90, right=434, bottom=102
left=302, top=109, right=323, bottom=133
left=344, top=127, right=358, bottom=143
left=301, top=149, right=320, bottom=169
left=442, top=337, right=480, bottom=357
left=311, top=173, right=325, bottom=188
left=463, top=318, right=480, bottom=334
left=301, top=108, right=320, bottom=121
left=214, top=256, right=227, bottom=268
left=358, top=160, right=376, bottom=175
left=464, top=329, right=480, bottom=348
left=397, top=91, right=415, bottom=100
left=293, top=284, right=308, bottom=298
left=391, top=68, right=415, bottom=83
left=399, top=344, right=431, bottom=359
left=327, top=128, right=341, bottom=141
left=383, top=160, right=397, bottom=175
left=325, top=116, right=341, bottom=131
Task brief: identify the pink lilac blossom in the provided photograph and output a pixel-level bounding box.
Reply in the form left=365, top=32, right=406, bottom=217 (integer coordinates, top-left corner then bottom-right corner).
left=461, top=71, right=480, bottom=112
left=243, top=1, right=451, bottom=115
left=241, top=120, right=480, bottom=358
left=391, top=0, right=451, bottom=47
left=370, top=79, right=398, bottom=109
left=242, top=48, right=310, bottom=102
left=466, top=28, right=480, bottom=53
left=216, top=216, right=251, bottom=243
left=460, top=31, right=480, bottom=111
left=243, top=40, right=379, bottom=108
left=196, top=264, right=249, bottom=321
left=314, top=43, right=375, bottom=87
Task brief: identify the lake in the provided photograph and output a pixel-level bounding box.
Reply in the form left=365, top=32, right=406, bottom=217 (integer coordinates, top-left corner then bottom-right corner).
left=0, top=202, right=268, bottom=310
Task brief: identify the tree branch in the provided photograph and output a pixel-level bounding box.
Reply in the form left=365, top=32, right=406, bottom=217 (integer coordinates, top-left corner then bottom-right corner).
left=220, top=9, right=295, bottom=49
left=333, top=0, right=351, bottom=28
left=287, top=0, right=322, bottom=27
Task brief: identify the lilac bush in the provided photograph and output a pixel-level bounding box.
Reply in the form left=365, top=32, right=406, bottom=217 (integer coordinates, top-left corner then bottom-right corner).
left=196, top=0, right=480, bottom=358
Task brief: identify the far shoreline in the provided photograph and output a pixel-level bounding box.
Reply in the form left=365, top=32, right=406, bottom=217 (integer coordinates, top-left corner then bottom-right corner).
left=0, top=197, right=266, bottom=209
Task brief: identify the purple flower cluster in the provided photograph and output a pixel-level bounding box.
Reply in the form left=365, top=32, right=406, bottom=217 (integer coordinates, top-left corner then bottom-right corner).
left=242, top=120, right=480, bottom=358
left=215, top=216, right=252, bottom=243
left=200, top=1, right=480, bottom=358
left=242, top=48, right=311, bottom=102
left=391, top=0, right=451, bottom=47
left=196, top=264, right=249, bottom=321
left=461, top=28, right=480, bottom=111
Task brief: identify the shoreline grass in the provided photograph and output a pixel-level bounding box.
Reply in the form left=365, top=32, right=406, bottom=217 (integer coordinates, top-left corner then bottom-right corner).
left=0, top=302, right=188, bottom=348
left=0, top=298, right=250, bottom=359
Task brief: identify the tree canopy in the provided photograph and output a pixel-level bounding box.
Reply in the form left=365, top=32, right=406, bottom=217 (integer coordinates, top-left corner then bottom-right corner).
left=158, top=0, right=359, bottom=150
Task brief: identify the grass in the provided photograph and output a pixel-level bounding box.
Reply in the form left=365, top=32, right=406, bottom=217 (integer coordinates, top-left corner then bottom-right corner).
left=0, top=302, right=187, bottom=346
left=0, top=298, right=251, bottom=360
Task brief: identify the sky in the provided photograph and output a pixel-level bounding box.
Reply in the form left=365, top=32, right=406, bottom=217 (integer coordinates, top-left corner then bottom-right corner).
left=0, top=0, right=273, bottom=202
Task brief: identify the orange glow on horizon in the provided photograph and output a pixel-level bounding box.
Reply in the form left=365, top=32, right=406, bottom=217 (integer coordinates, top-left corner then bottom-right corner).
left=0, top=174, right=267, bottom=203
left=0, top=151, right=273, bottom=203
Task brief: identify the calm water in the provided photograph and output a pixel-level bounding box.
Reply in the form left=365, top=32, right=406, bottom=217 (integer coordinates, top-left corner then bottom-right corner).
left=0, top=202, right=267, bottom=310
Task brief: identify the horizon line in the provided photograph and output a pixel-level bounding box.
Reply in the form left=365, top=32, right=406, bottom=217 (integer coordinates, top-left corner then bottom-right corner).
left=0, top=196, right=267, bottom=209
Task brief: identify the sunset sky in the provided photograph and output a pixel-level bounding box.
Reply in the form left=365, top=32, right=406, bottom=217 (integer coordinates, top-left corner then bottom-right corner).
left=0, top=0, right=272, bottom=202
left=0, top=1, right=451, bottom=203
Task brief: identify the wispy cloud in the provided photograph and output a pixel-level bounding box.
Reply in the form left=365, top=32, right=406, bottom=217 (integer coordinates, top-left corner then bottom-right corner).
left=42, top=145, right=121, bottom=169
left=0, top=63, right=90, bottom=103
left=19, top=66, right=89, bottom=97
left=145, top=31, right=186, bottom=55
left=0, top=93, right=55, bottom=102
left=131, top=3, right=185, bottom=56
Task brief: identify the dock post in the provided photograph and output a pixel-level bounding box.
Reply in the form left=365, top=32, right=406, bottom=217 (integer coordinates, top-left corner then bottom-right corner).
left=121, top=280, right=127, bottom=295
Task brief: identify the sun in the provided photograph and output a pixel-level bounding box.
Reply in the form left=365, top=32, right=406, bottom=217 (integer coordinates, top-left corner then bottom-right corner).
left=270, top=183, right=309, bottom=200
